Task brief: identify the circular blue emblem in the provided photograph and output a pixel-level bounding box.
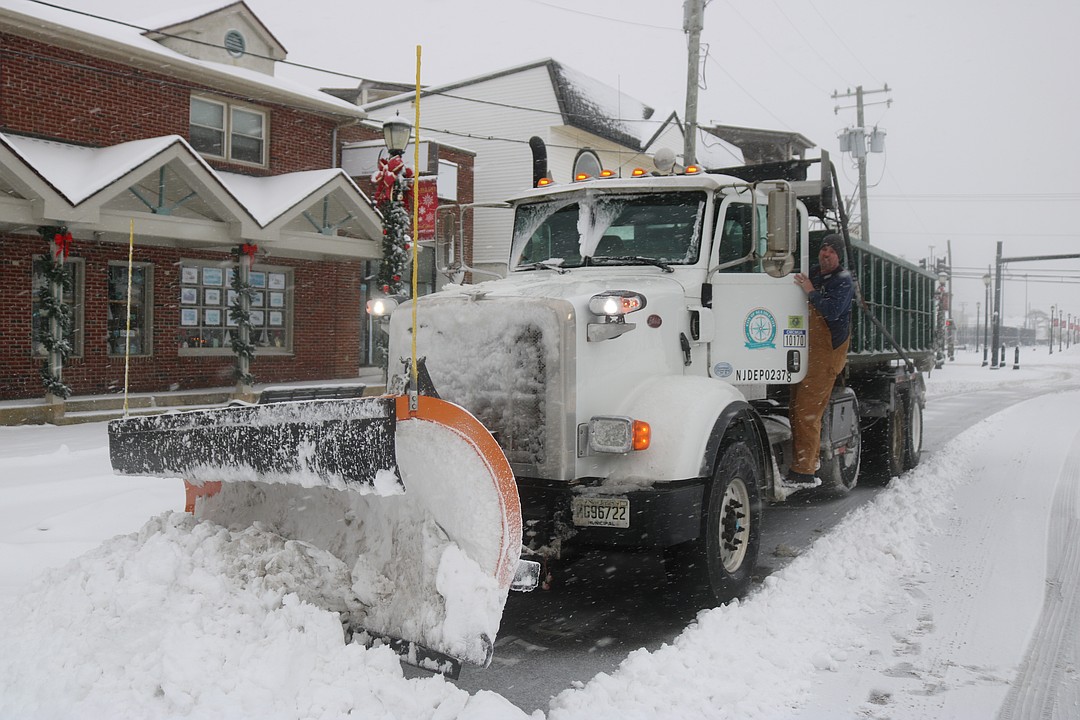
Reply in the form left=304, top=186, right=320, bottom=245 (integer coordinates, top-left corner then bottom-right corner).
left=744, top=308, right=777, bottom=350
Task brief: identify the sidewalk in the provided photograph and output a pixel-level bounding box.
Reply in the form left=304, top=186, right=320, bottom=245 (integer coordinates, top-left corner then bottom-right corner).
left=0, top=367, right=388, bottom=426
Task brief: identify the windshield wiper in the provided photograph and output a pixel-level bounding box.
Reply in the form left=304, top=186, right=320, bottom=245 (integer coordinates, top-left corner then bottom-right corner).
left=515, top=259, right=569, bottom=274
left=589, top=256, right=674, bottom=273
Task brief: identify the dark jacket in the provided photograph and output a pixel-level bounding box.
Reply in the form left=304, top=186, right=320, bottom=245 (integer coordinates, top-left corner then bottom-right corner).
left=808, top=265, right=854, bottom=349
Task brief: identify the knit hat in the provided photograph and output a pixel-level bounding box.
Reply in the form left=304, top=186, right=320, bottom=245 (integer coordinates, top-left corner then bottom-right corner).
left=820, top=233, right=846, bottom=262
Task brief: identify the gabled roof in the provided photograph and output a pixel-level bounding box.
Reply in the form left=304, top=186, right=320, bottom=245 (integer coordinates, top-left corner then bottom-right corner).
left=142, top=1, right=286, bottom=56
left=0, top=132, right=381, bottom=259
left=364, top=58, right=657, bottom=150
left=0, top=0, right=362, bottom=119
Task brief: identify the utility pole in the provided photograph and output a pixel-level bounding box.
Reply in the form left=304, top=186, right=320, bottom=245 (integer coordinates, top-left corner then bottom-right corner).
left=682, top=0, right=704, bottom=166
left=833, top=85, right=891, bottom=244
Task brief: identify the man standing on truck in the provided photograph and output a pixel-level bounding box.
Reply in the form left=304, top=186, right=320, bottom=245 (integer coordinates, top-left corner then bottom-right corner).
left=788, top=234, right=855, bottom=485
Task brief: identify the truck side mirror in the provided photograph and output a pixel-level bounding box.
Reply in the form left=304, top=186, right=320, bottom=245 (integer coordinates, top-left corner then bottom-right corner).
left=763, top=186, right=796, bottom=277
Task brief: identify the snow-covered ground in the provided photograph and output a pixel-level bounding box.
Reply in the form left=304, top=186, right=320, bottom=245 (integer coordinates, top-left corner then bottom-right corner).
left=2, top=348, right=1079, bottom=719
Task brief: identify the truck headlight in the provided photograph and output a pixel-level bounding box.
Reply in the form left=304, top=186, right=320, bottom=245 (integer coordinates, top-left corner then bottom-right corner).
left=588, top=291, right=646, bottom=319
left=588, top=416, right=651, bottom=453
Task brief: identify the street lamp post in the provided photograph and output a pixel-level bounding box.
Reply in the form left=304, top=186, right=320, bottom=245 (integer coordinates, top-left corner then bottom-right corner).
left=982, top=272, right=991, bottom=367
left=976, top=301, right=981, bottom=354
left=373, top=115, right=414, bottom=297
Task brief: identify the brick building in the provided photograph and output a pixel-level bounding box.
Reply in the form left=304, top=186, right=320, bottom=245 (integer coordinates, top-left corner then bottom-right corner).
left=0, top=2, right=473, bottom=415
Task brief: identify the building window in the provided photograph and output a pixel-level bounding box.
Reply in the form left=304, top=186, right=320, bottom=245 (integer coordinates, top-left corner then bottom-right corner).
left=178, top=262, right=292, bottom=354
left=573, top=150, right=602, bottom=179
left=107, top=263, right=153, bottom=356
left=31, top=257, right=83, bottom=358
left=189, top=96, right=266, bottom=166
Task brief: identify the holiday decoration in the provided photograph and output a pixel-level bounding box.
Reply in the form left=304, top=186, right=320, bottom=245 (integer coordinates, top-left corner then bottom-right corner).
left=372, top=155, right=414, bottom=296
left=52, top=230, right=74, bottom=260
left=35, top=226, right=74, bottom=398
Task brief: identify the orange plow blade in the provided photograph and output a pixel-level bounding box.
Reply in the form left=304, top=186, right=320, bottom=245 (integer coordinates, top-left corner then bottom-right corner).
left=111, top=395, right=534, bottom=676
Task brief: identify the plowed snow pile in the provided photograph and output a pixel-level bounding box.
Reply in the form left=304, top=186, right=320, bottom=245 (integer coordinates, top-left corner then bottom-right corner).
left=0, top=512, right=527, bottom=720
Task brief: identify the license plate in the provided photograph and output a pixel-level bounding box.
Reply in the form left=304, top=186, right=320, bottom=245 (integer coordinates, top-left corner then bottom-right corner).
left=571, top=497, right=630, bottom=528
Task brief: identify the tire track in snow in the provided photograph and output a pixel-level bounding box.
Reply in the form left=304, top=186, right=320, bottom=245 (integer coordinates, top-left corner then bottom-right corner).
left=997, top=426, right=1080, bottom=720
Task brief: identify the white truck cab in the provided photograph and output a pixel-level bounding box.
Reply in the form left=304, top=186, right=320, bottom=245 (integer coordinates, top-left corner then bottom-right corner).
left=380, top=151, right=931, bottom=605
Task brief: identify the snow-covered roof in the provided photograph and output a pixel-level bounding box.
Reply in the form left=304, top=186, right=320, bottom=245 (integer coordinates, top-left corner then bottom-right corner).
left=364, top=58, right=657, bottom=150
left=3, top=134, right=189, bottom=205
left=217, top=168, right=368, bottom=227
left=0, top=0, right=359, bottom=119
left=0, top=131, right=381, bottom=255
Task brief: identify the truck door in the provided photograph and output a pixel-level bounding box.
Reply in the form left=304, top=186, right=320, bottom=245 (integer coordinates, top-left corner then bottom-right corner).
left=709, top=197, right=809, bottom=386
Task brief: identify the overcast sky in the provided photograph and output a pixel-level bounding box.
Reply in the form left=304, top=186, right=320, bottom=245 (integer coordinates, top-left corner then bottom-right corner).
left=74, top=0, right=1080, bottom=327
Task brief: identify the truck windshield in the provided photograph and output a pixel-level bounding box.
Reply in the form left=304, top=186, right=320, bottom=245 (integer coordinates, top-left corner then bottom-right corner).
left=510, top=191, right=705, bottom=270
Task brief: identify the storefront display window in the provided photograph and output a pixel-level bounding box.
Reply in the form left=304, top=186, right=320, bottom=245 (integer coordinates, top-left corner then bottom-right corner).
left=107, top=263, right=152, bottom=356
left=179, top=261, right=291, bottom=352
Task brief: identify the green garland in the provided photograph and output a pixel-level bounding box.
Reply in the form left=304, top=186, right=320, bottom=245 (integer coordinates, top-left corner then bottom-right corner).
left=35, top=227, right=74, bottom=399
left=228, top=263, right=256, bottom=386
left=375, top=172, right=412, bottom=295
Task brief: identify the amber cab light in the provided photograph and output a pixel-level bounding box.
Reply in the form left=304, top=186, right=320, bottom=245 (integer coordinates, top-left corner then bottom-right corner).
left=599, top=169, right=616, bottom=178
left=684, top=164, right=701, bottom=174
left=631, top=167, right=648, bottom=177
left=632, top=420, right=651, bottom=451
left=574, top=172, right=591, bottom=182
left=536, top=177, right=553, bottom=187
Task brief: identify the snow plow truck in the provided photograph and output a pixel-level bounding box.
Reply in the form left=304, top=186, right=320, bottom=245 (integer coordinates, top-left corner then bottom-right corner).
left=108, top=147, right=935, bottom=676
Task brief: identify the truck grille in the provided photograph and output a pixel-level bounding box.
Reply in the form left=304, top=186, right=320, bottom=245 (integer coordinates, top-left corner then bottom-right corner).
left=393, top=297, right=574, bottom=477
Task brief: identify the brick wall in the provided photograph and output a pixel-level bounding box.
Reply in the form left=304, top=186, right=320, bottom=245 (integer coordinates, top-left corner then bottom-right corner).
left=0, top=233, right=361, bottom=400
left=0, top=34, right=367, bottom=174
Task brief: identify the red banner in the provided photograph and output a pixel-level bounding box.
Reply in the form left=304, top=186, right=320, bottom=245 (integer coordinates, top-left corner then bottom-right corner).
left=414, top=177, right=438, bottom=240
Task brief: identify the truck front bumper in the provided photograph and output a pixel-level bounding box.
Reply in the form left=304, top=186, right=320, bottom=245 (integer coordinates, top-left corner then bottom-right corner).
left=517, top=477, right=706, bottom=555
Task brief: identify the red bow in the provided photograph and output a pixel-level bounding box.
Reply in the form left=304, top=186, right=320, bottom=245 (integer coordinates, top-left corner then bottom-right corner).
left=240, top=243, right=258, bottom=259
left=372, top=156, right=413, bottom=205
left=53, top=231, right=73, bottom=261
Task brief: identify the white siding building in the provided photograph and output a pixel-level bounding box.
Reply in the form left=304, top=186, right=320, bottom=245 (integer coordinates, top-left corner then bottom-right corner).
left=362, top=58, right=743, bottom=277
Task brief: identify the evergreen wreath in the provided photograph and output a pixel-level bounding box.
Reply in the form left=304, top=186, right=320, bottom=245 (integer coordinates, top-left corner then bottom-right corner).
left=372, top=156, right=413, bottom=295
left=35, top=226, right=74, bottom=399
left=229, top=246, right=258, bottom=386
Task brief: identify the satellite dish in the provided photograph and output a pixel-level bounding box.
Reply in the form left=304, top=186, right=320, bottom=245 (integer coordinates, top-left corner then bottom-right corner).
left=653, top=147, right=676, bottom=175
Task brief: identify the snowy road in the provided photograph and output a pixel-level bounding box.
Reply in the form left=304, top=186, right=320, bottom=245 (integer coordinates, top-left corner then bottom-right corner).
left=2, top=349, right=1079, bottom=719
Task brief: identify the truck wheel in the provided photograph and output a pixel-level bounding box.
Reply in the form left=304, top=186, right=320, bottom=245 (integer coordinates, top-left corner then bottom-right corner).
left=818, top=418, right=861, bottom=496
left=664, top=441, right=762, bottom=606
left=903, top=396, right=923, bottom=470
left=861, top=404, right=905, bottom=482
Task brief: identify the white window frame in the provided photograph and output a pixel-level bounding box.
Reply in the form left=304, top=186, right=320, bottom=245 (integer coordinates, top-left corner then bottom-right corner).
left=189, top=95, right=268, bottom=167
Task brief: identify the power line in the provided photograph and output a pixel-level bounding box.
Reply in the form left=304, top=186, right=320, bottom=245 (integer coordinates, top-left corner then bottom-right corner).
left=28, top=0, right=368, bottom=82
left=873, top=230, right=1080, bottom=239
left=30, top=1, right=692, bottom=130
left=872, top=193, right=1080, bottom=203
left=768, top=0, right=852, bottom=89
left=806, top=0, right=880, bottom=85
left=518, top=0, right=678, bottom=31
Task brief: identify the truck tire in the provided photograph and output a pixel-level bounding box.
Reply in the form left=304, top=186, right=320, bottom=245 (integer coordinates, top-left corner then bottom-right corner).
left=861, top=404, right=904, bottom=482
left=903, top=396, right=923, bottom=470
left=818, top=418, right=861, bottom=496
left=664, top=441, right=762, bottom=606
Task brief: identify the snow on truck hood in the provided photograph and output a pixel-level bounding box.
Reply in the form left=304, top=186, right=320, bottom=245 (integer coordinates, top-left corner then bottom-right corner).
left=432, top=270, right=695, bottom=308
